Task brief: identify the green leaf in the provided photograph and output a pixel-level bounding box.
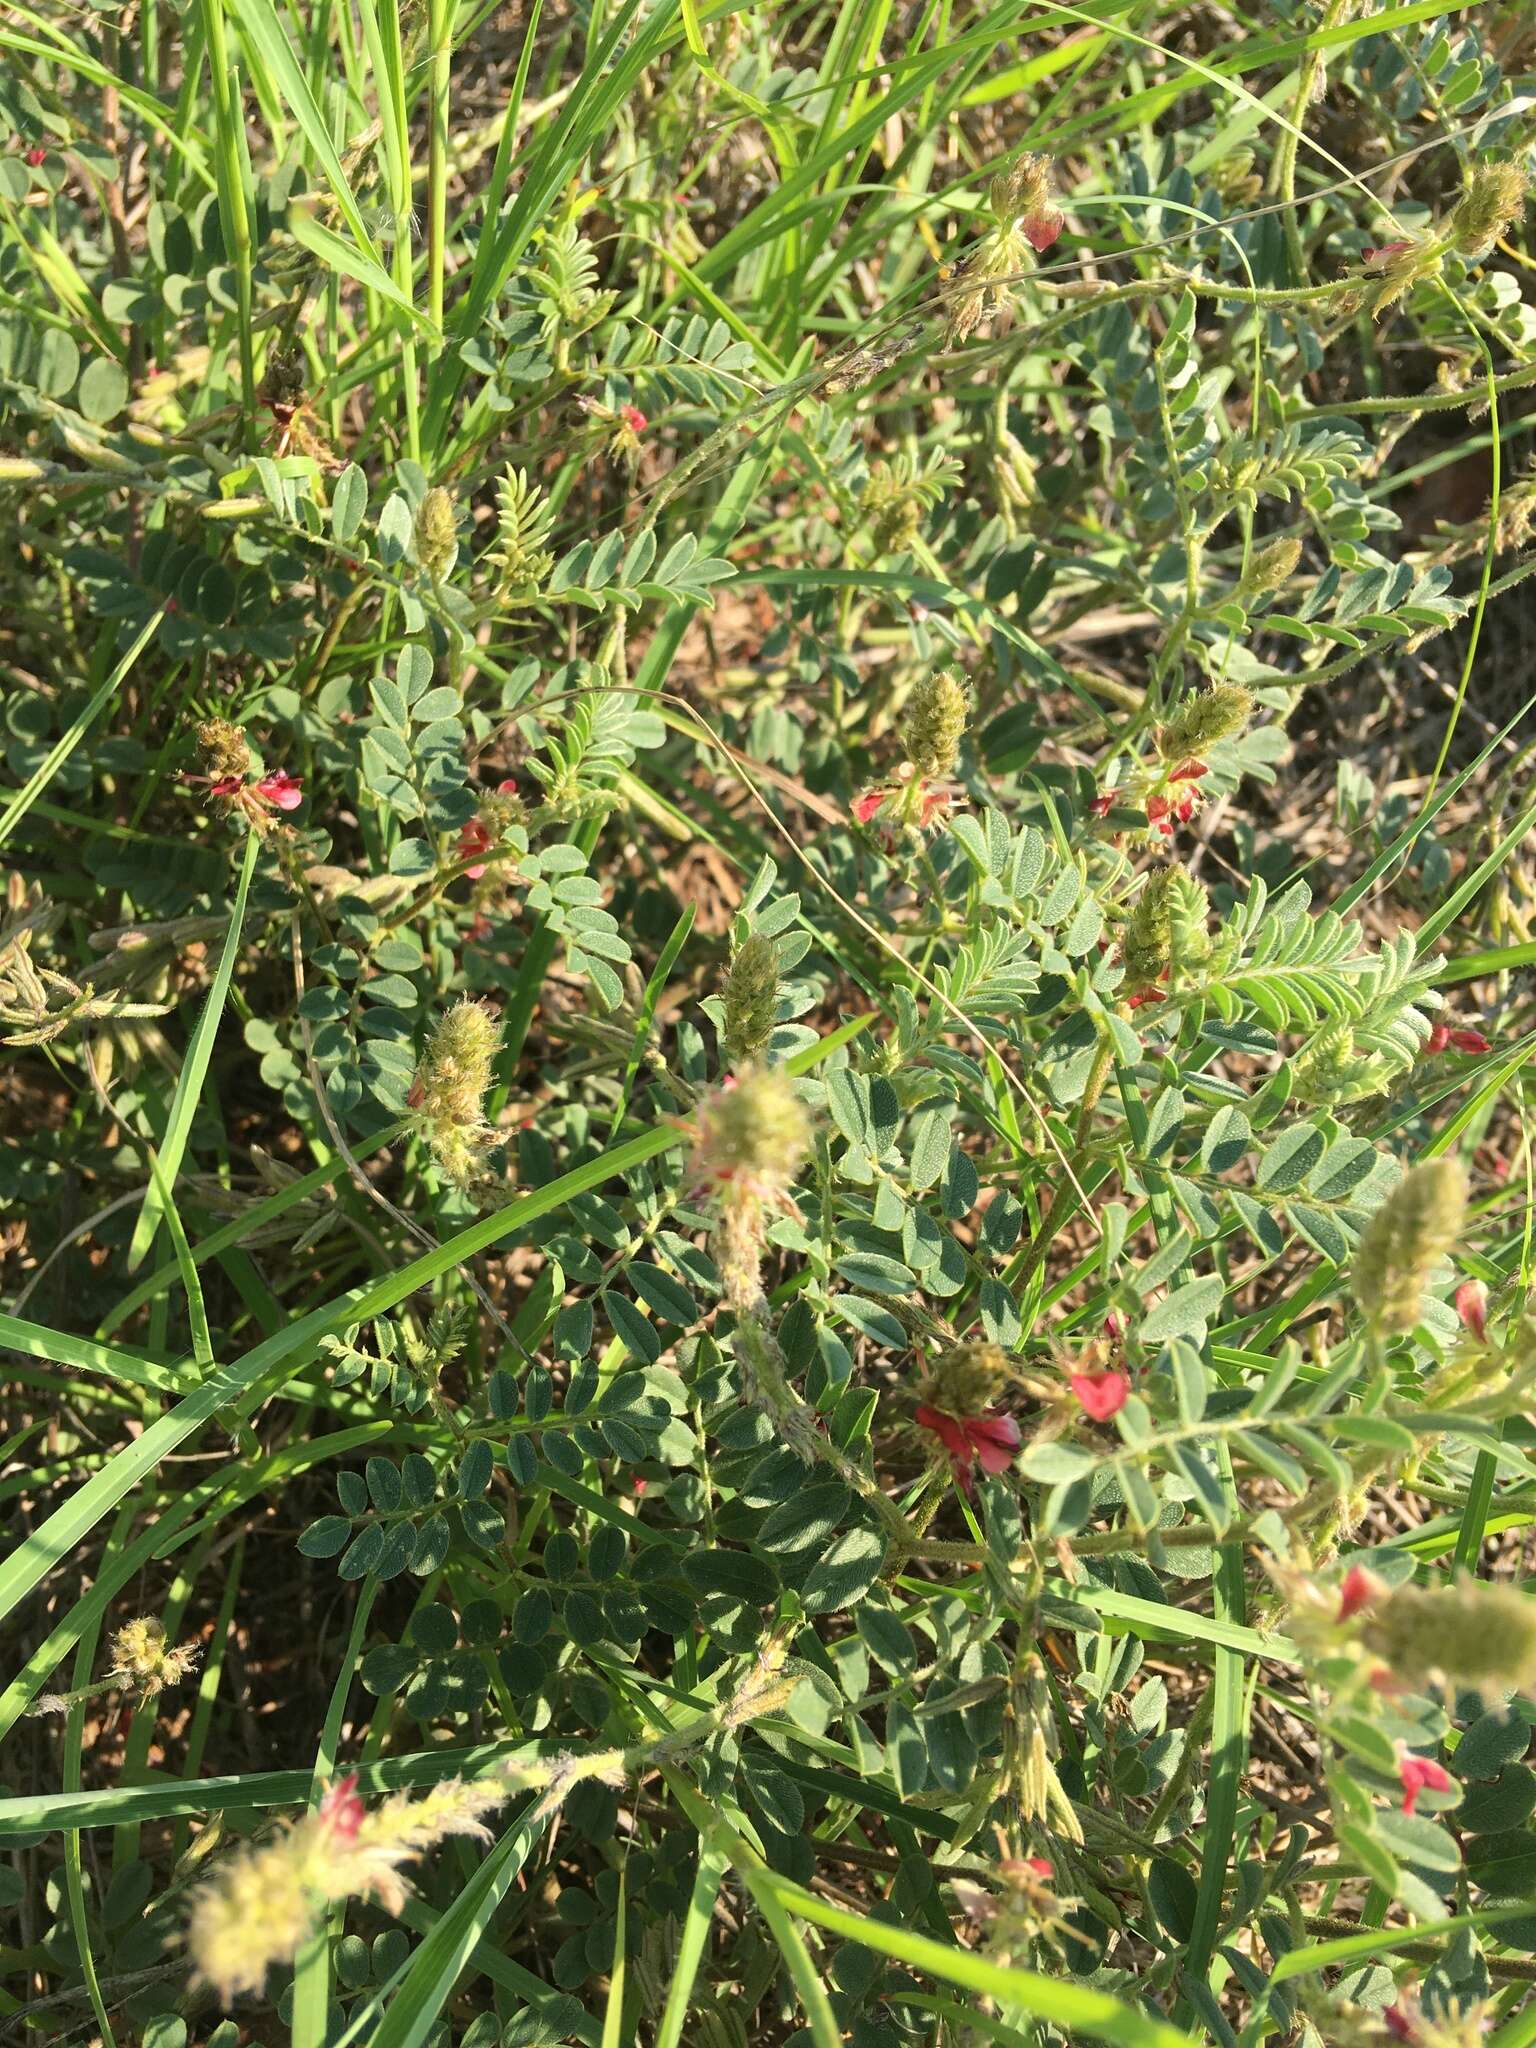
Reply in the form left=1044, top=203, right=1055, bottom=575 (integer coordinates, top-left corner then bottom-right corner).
left=681, top=1549, right=780, bottom=1606
left=1255, top=1123, right=1326, bottom=1193
left=1141, top=1275, right=1225, bottom=1345
left=626, top=1263, right=697, bottom=1327
left=800, top=1528, right=885, bottom=1615
left=332, top=463, right=368, bottom=542
left=298, top=1516, right=352, bottom=1558
left=78, top=357, right=128, bottom=422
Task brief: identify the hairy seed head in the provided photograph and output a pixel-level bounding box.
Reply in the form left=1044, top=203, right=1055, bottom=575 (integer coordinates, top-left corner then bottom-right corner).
left=722, top=931, right=780, bottom=1067
left=109, top=1615, right=199, bottom=1698
left=1353, top=1158, right=1468, bottom=1335
left=410, top=999, right=499, bottom=1191
left=1449, top=161, right=1529, bottom=262
left=900, top=668, right=970, bottom=781
left=926, top=1339, right=1011, bottom=1415
left=195, top=719, right=251, bottom=782
left=1156, top=684, right=1252, bottom=764
left=1362, top=1577, right=1536, bottom=1691
left=1240, top=536, right=1302, bottom=597
left=414, top=486, right=458, bottom=582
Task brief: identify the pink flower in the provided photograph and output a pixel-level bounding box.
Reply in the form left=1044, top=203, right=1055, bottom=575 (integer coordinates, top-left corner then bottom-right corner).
left=620, top=404, right=647, bottom=435
left=1384, top=2004, right=1417, bottom=2044
left=1396, top=1750, right=1453, bottom=1817
left=1455, top=1280, right=1487, bottom=1341
left=1069, top=1368, right=1130, bottom=1423
left=1363, top=240, right=1413, bottom=267
left=319, top=1773, right=365, bottom=1840
left=853, top=789, right=887, bottom=825
left=254, top=768, right=303, bottom=812
left=1337, top=1564, right=1383, bottom=1621
left=1103, top=1313, right=1126, bottom=1344
left=207, top=775, right=244, bottom=801
left=1024, top=1855, right=1053, bottom=1879
left=916, top=1404, right=1021, bottom=1494
left=25, top=146, right=46, bottom=167
left=1022, top=210, right=1063, bottom=253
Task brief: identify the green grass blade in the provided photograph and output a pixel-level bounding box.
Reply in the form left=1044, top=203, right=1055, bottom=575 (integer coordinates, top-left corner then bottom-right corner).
left=0, top=614, right=161, bottom=854
left=365, top=1809, right=548, bottom=2048
left=127, top=829, right=261, bottom=1271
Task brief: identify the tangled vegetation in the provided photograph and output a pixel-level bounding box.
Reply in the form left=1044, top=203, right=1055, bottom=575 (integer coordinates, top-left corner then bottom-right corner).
left=3, top=3, right=1536, bottom=2046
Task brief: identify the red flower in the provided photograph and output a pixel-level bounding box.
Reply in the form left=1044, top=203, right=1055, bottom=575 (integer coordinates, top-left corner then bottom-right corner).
left=457, top=818, right=494, bottom=878
left=1025, top=1855, right=1053, bottom=1879
left=25, top=146, right=46, bottom=167
left=620, top=404, right=647, bottom=435
left=192, top=765, right=302, bottom=823
left=853, top=779, right=951, bottom=832
left=1455, top=1280, right=1487, bottom=1341
left=456, top=779, right=518, bottom=877
left=1383, top=2005, right=1417, bottom=2044
left=1337, top=1564, right=1383, bottom=1621
left=254, top=768, right=303, bottom=812
left=1103, top=1313, right=1126, bottom=1344
left=1429, top=1019, right=1491, bottom=1055
left=1089, top=789, right=1117, bottom=818
left=1069, top=1368, right=1130, bottom=1422
left=1396, top=1750, right=1453, bottom=1817
left=1022, top=210, right=1063, bottom=253
left=319, top=1772, right=365, bottom=1840
left=916, top=1404, right=1021, bottom=1494
left=1363, top=240, right=1413, bottom=267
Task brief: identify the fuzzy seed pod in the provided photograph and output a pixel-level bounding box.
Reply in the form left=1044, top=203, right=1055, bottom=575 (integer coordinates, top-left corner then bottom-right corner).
left=1449, top=161, right=1529, bottom=262
left=1156, top=684, right=1252, bottom=764
left=990, top=153, right=1053, bottom=228
left=109, top=1616, right=199, bottom=1699
left=257, top=346, right=305, bottom=411
left=195, top=719, right=251, bottom=782
left=414, top=486, right=458, bottom=582
left=1361, top=1578, right=1536, bottom=1691
left=1122, top=867, right=1178, bottom=989
left=409, top=999, right=499, bottom=1191
left=1353, top=1158, right=1469, bottom=1335
left=1240, top=536, right=1302, bottom=597
left=186, top=1769, right=519, bottom=2002
left=722, top=931, right=780, bottom=1067
left=926, top=1339, right=1011, bottom=1415
left=1164, top=865, right=1212, bottom=976
left=692, top=1067, right=810, bottom=1199
left=900, top=669, right=970, bottom=780
left=692, top=1067, right=811, bottom=1309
